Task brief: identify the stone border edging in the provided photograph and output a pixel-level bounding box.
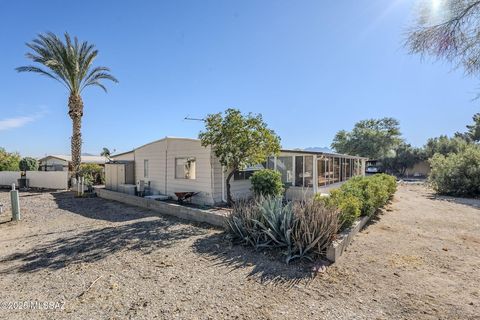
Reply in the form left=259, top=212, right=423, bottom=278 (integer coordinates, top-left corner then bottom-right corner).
left=94, top=187, right=226, bottom=227
left=326, top=214, right=372, bottom=262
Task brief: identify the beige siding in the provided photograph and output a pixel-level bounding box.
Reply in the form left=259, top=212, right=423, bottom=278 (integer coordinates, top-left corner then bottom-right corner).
left=134, top=138, right=215, bottom=205
left=229, top=173, right=253, bottom=200
left=165, top=139, right=214, bottom=205
left=134, top=139, right=167, bottom=194
left=211, top=156, right=225, bottom=204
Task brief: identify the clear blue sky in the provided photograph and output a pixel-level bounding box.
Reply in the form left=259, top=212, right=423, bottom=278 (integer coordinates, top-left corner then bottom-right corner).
left=0, top=0, right=478, bottom=157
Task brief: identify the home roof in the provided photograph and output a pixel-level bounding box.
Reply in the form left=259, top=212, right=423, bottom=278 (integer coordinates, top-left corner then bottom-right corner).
left=280, top=149, right=368, bottom=160
left=110, top=150, right=134, bottom=158
left=38, top=155, right=107, bottom=164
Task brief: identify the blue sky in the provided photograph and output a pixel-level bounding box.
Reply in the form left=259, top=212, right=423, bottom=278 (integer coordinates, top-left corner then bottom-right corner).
left=0, top=0, right=478, bottom=157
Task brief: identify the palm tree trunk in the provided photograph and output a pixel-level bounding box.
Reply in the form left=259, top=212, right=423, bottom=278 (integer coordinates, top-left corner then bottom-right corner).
left=68, top=94, right=84, bottom=178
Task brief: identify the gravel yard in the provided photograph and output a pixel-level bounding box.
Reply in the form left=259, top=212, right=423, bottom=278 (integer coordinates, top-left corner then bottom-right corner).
left=0, top=184, right=479, bottom=319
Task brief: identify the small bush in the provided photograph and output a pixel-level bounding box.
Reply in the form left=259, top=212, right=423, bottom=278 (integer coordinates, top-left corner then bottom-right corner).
left=317, top=174, right=397, bottom=229
left=79, top=163, right=105, bottom=186
left=429, top=145, right=480, bottom=197
left=19, top=157, right=38, bottom=171
left=250, top=169, right=284, bottom=197
left=226, top=196, right=338, bottom=263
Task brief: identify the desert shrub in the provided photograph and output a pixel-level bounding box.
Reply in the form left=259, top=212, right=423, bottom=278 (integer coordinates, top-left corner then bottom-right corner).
left=317, top=174, right=397, bottom=229
left=78, top=163, right=105, bottom=186
left=318, top=190, right=361, bottom=229
left=250, top=169, right=284, bottom=197
left=429, top=145, right=480, bottom=197
left=19, top=157, right=38, bottom=171
left=290, top=199, right=339, bottom=262
left=226, top=198, right=267, bottom=248
left=226, top=196, right=338, bottom=263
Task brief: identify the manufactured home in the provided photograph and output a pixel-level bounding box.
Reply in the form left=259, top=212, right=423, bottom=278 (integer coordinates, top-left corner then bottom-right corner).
left=107, top=137, right=367, bottom=205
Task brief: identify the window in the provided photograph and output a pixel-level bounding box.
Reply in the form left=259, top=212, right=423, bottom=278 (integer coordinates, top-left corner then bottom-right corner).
left=175, top=157, right=196, bottom=179
left=234, top=170, right=255, bottom=181
left=234, top=164, right=266, bottom=181
left=144, top=160, right=149, bottom=178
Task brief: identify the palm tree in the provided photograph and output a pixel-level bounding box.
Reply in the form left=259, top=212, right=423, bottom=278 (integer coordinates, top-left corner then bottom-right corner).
left=100, top=147, right=111, bottom=160
left=17, top=32, right=118, bottom=177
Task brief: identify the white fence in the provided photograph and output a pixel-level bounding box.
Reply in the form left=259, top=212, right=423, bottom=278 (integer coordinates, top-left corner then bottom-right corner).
left=26, top=171, right=68, bottom=190
left=0, top=172, right=21, bottom=187
left=0, top=171, right=68, bottom=190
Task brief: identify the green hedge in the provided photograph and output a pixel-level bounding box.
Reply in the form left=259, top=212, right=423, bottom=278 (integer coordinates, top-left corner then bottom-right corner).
left=317, top=174, right=397, bottom=229
left=250, top=169, right=284, bottom=197
left=429, top=144, right=480, bottom=197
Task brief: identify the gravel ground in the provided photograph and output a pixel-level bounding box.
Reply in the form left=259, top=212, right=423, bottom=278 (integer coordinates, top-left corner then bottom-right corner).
left=0, top=184, right=478, bottom=319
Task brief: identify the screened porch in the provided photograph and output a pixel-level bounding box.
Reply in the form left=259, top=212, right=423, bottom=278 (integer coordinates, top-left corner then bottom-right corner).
left=265, top=150, right=367, bottom=196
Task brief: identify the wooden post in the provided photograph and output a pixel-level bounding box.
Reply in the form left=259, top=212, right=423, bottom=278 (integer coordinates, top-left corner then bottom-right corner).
left=10, top=183, right=20, bottom=221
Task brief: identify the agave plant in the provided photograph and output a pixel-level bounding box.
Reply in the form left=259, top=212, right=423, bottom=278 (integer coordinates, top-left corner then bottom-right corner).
left=252, top=197, right=295, bottom=249
left=289, top=199, right=339, bottom=263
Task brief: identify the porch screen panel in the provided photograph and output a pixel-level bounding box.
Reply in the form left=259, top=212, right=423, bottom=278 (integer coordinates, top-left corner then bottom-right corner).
left=333, top=157, right=340, bottom=183
left=276, top=156, right=293, bottom=184
left=295, top=156, right=304, bottom=187
left=304, top=156, right=313, bottom=187
left=345, top=159, right=351, bottom=180
left=326, top=157, right=334, bottom=184
left=318, top=158, right=327, bottom=186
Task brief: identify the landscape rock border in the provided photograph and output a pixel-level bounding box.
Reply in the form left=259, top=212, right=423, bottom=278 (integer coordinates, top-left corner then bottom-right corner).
left=326, top=214, right=372, bottom=262
left=94, top=187, right=226, bottom=227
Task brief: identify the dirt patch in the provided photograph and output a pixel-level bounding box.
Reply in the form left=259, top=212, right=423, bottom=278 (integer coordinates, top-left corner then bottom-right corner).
left=0, top=185, right=479, bottom=319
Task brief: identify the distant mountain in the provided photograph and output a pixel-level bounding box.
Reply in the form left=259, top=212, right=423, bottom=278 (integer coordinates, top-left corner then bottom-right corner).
left=81, top=153, right=97, bottom=156
left=304, top=147, right=334, bottom=153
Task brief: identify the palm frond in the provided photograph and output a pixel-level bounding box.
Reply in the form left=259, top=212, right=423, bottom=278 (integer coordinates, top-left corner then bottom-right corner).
left=17, top=32, right=117, bottom=95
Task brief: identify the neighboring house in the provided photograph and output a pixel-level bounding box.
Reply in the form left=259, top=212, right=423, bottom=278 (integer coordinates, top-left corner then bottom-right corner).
left=38, top=155, right=107, bottom=172
left=105, top=137, right=367, bottom=206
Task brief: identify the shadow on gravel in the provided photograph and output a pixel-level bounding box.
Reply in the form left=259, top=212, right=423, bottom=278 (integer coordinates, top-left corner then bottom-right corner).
left=1, top=218, right=207, bottom=273
left=192, top=233, right=316, bottom=286
left=51, top=191, right=159, bottom=222
left=427, top=194, right=480, bottom=210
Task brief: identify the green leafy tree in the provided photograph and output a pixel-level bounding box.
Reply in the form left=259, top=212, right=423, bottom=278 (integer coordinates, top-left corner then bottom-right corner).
left=455, top=113, right=480, bottom=143
left=19, top=157, right=38, bottom=172
left=382, top=143, right=426, bottom=177
left=17, top=32, right=118, bottom=178
left=199, top=108, right=281, bottom=206
left=331, top=118, right=402, bottom=159
left=424, top=135, right=468, bottom=158
left=0, top=148, right=20, bottom=171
